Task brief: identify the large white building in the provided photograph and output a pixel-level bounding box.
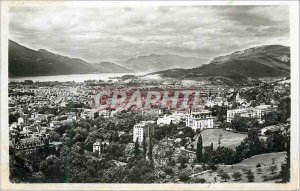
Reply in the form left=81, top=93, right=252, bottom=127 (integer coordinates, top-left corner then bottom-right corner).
left=227, top=105, right=278, bottom=123
left=226, top=108, right=256, bottom=123
left=133, top=121, right=155, bottom=143
left=157, top=111, right=189, bottom=125
left=186, top=110, right=214, bottom=131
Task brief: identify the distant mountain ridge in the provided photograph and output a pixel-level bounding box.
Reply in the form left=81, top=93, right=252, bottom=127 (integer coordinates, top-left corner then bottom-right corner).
left=124, top=54, right=206, bottom=72
left=9, top=40, right=131, bottom=77
left=9, top=41, right=290, bottom=79
left=153, top=45, right=290, bottom=79
left=210, top=45, right=290, bottom=70
left=93, top=62, right=131, bottom=73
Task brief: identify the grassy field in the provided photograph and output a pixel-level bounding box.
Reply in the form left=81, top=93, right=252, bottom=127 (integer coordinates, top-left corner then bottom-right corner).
left=188, top=129, right=248, bottom=150
left=191, top=152, right=287, bottom=183
left=238, top=152, right=286, bottom=166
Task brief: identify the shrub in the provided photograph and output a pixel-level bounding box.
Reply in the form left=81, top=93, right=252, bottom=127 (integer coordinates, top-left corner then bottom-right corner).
left=194, top=166, right=202, bottom=173
left=199, top=178, right=206, bottom=183
left=163, top=166, right=174, bottom=175
left=269, top=165, right=278, bottom=174
left=219, top=171, right=230, bottom=182
left=192, top=177, right=206, bottom=183
left=178, top=170, right=190, bottom=182
left=257, top=167, right=263, bottom=174
left=232, top=172, right=242, bottom=181
left=208, top=163, right=218, bottom=171
left=244, top=170, right=255, bottom=182
left=262, top=174, right=281, bottom=182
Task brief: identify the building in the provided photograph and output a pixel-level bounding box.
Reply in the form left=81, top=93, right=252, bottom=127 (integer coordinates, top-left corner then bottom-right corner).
left=93, top=140, right=110, bottom=156
left=205, top=96, right=229, bottom=108
left=133, top=121, right=155, bottom=143
left=157, top=115, right=177, bottom=125
left=98, top=110, right=117, bottom=118
left=14, top=136, right=46, bottom=154
left=227, top=105, right=278, bottom=123
left=81, top=109, right=96, bottom=119
left=186, top=110, right=214, bottom=131
left=226, top=108, right=256, bottom=123
left=255, top=105, right=278, bottom=123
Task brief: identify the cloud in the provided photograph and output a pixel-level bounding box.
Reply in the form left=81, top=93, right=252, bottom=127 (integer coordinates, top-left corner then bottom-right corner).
left=9, top=5, right=289, bottom=65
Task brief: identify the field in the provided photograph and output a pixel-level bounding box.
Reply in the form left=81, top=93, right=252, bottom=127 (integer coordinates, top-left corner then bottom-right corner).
left=238, top=152, right=286, bottom=166
left=188, top=129, right=249, bottom=150
left=191, top=152, right=287, bottom=183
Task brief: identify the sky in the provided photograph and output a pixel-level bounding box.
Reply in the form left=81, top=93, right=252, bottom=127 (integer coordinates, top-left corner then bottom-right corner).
left=9, top=5, right=290, bottom=65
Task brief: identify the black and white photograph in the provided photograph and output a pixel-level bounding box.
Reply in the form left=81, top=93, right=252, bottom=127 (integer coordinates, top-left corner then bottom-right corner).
left=0, top=1, right=299, bottom=190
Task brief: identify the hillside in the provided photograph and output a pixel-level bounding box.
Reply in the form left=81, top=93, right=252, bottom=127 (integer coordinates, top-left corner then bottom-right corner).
left=93, top=62, right=132, bottom=73
left=9, top=40, right=130, bottom=77
left=124, top=54, right=206, bottom=72
left=238, top=152, right=286, bottom=166
left=153, top=45, right=290, bottom=79
left=188, top=129, right=248, bottom=150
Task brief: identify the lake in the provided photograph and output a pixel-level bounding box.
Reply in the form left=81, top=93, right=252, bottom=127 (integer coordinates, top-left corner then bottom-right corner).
left=9, top=73, right=145, bottom=82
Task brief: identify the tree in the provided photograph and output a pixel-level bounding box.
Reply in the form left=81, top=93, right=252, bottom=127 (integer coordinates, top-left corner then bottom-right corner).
left=119, top=133, right=132, bottom=144
left=102, top=143, right=125, bottom=161
left=148, top=138, right=153, bottom=162
left=244, top=170, right=255, bottom=182
left=126, top=160, right=157, bottom=183
left=196, top=134, right=203, bottom=163
left=269, top=165, right=278, bottom=174
left=167, top=158, right=176, bottom=167
left=272, top=158, right=275, bottom=164
left=101, top=166, right=127, bottom=183
left=178, top=154, right=189, bottom=169
left=199, top=178, right=206, bottom=183
left=9, top=149, right=30, bottom=182
left=280, top=132, right=290, bottom=182
left=231, top=116, right=257, bottom=132
left=234, top=129, right=265, bottom=163
left=232, top=172, right=242, bottom=181
left=163, top=166, right=174, bottom=175
left=215, top=146, right=235, bottom=165
left=265, top=133, right=285, bottom=153
left=142, top=135, right=147, bottom=159
left=134, top=138, right=141, bottom=160
left=257, top=167, right=263, bottom=174
left=192, top=177, right=206, bottom=183
left=218, top=134, right=222, bottom=147
left=178, top=169, right=190, bottom=182
left=219, top=171, right=230, bottom=182
left=277, top=96, right=290, bottom=123
left=202, top=146, right=215, bottom=164
left=39, top=155, right=64, bottom=182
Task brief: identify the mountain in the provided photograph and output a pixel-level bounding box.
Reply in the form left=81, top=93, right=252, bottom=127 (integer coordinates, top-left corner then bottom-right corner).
left=9, top=40, right=130, bottom=77
left=124, top=54, right=206, bottom=72
left=152, top=45, right=290, bottom=79
left=92, top=62, right=132, bottom=73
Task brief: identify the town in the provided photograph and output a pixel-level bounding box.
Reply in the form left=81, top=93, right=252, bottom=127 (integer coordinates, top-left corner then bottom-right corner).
left=9, top=76, right=290, bottom=183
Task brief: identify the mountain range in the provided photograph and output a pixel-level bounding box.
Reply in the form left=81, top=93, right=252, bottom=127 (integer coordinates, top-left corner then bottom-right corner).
left=153, top=45, right=290, bottom=79
left=124, top=54, right=206, bottom=72
left=9, top=40, right=131, bottom=77
left=9, top=40, right=290, bottom=79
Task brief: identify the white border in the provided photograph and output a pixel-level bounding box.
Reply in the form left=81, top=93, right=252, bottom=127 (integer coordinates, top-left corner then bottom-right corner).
left=1, top=1, right=299, bottom=190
